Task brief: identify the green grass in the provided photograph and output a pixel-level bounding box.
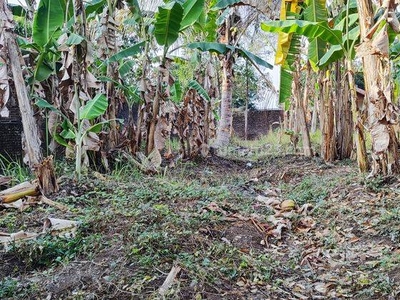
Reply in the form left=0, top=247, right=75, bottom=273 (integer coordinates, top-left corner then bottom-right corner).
left=0, top=154, right=32, bottom=184
left=229, top=129, right=324, bottom=160
left=6, top=230, right=103, bottom=269
left=2, top=146, right=400, bottom=299
left=280, top=174, right=337, bottom=206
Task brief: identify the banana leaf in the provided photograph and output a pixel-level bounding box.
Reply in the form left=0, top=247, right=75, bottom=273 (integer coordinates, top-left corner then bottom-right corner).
left=79, top=94, right=108, bottom=120
left=154, top=2, right=184, bottom=48
left=33, top=0, right=65, bottom=47
left=180, top=0, right=205, bottom=31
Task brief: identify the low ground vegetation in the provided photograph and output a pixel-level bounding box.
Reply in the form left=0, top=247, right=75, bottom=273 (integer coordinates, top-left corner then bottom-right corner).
left=1, top=133, right=400, bottom=299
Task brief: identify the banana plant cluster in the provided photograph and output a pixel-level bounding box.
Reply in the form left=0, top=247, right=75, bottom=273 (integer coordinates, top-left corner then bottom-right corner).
left=5, top=0, right=279, bottom=177
left=7, top=0, right=224, bottom=177
left=262, top=0, right=400, bottom=174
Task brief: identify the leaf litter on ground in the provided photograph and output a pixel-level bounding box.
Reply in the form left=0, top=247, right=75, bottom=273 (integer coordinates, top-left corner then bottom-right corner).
left=1, top=155, right=400, bottom=299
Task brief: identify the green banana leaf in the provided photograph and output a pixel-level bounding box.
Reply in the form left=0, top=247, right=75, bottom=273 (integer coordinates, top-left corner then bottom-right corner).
left=304, top=0, right=327, bottom=71
left=126, top=0, right=141, bottom=17
left=154, top=2, right=184, bottom=48
left=119, top=60, right=135, bottom=77
left=9, top=4, right=27, bottom=17
left=171, top=81, right=183, bottom=103
left=187, top=41, right=232, bottom=53
left=34, top=59, right=54, bottom=82
left=80, top=94, right=108, bottom=120
left=204, top=8, right=218, bottom=42
left=35, top=97, right=58, bottom=112
left=60, top=119, right=76, bottom=139
left=318, top=27, right=359, bottom=68
left=261, top=20, right=342, bottom=46
left=108, top=41, right=145, bottom=63
left=188, top=79, right=210, bottom=102
left=279, top=35, right=301, bottom=109
left=180, top=0, right=205, bottom=31
left=66, top=33, right=85, bottom=46
left=33, top=0, right=65, bottom=47
left=187, top=42, right=272, bottom=69
left=85, top=0, right=106, bottom=18
left=335, top=13, right=358, bottom=32
left=238, top=48, right=273, bottom=69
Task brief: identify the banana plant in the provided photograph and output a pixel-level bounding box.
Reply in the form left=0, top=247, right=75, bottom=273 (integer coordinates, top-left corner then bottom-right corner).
left=31, top=0, right=66, bottom=82
left=262, top=0, right=369, bottom=167
left=261, top=0, right=360, bottom=105
left=35, top=94, right=120, bottom=179
left=147, top=0, right=206, bottom=154
left=187, top=0, right=275, bottom=148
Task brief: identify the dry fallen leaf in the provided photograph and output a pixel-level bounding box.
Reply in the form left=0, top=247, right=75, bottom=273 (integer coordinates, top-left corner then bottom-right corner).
left=0, top=230, right=39, bottom=250
left=43, top=218, right=79, bottom=237
left=281, top=199, right=296, bottom=211
left=256, top=195, right=281, bottom=207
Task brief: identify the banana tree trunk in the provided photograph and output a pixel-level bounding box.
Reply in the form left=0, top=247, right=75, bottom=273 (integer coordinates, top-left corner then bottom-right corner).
left=321, top=69, right=335, bottom=161
left=346, top=58, right=368, bottom=172
left=1, top=2, right=42, bottom=168
left=213, top=54, right=233, bottom=148
left=147, top=68, right=162, bottom=155
left=213, top=16, right=234, bottom=149
left=105, top=5, right=119, bottom=151
left=310, top=100, right=318, bottom=134
left=335, top=60, right=353, bottom=160
left=106, top=63, right=118, bottom=150
left=293, top=60, right=313, bottom=157
left=2, top=1, right=59, bottom=194
left=357, top=0, right=399, bottom=175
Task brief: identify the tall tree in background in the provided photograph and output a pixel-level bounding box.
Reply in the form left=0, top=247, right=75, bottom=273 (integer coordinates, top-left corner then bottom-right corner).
left=212, top=11, right=236, bottom=148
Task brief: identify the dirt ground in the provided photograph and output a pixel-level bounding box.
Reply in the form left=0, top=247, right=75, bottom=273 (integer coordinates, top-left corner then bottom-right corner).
left=1, top=154, right=400, bottom=299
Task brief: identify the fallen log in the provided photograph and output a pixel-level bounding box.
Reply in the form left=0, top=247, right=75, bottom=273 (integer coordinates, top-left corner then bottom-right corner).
left=0, top=181, right=39, bottom=204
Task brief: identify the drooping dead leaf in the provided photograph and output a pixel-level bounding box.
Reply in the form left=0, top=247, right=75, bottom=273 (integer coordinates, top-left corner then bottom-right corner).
left=132, top=149, right=162, bottom=174
left=154, top=116, right=169, bottom=151
left=174, top=89, right=215, bottom=159
left=371, top=24, right=389, bottom=57
left=370, top=123, right=390, bottom=153
left=86, top=70, right=100, bottom=89
left=388, top=11, right=400, bottom=32
left=356, top=25, right=389, bottom=58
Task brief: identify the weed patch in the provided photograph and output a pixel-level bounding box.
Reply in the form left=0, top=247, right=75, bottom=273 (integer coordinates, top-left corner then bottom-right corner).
left=281, top=174, right=337, bottom=205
